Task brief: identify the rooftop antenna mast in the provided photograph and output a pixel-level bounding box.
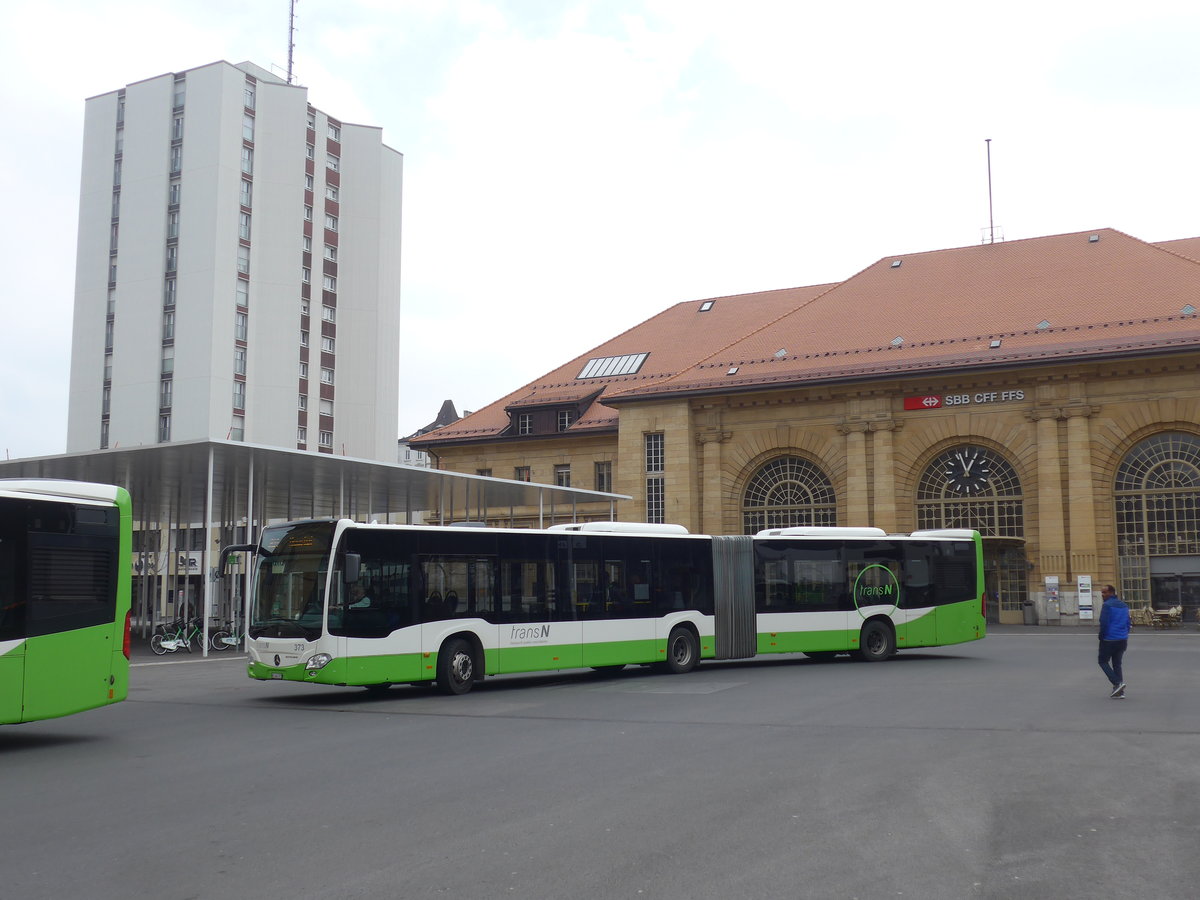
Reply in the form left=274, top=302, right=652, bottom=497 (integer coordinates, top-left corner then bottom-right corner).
left=286, top=0, right=297, bottom=84
left=985, top=138, right=996, bottom=244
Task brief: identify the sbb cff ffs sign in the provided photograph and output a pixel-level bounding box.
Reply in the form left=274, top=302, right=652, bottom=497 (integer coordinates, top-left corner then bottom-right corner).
left=904, top=390, right=1026, bottom=411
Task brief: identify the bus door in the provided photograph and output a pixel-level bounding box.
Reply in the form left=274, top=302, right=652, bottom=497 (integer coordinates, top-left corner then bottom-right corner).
left=325, top=574, right=350, bottom=678
left=333, top=534, right=423, bottom=684
left=756, top=541, right=848, bottom=654
left=420, top=554, right=506, bottom=672
left=498, top=554, right=581, bottom=673
left=846, top=544, right=903, bottom=647
left=578, top=538, right=655, bottom=667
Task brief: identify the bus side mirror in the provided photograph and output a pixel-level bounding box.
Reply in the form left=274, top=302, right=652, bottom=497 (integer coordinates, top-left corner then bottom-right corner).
left=219, top=543, right=257, bottom=577
left=343, top=552, right=361, bottom=584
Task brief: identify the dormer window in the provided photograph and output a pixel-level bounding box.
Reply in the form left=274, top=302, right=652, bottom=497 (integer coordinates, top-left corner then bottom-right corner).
left=517, top=413, right=532, bottom=435
left=577, top=353, right=647, bottom=379
left=557, top=409, right=575, bottom=432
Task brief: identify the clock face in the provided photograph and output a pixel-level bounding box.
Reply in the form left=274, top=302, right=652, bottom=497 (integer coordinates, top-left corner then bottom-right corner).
left=944, top=448, right=992, bottom=495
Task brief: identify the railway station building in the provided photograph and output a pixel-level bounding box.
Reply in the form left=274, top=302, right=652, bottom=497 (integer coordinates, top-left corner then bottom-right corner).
left=411, top=229, right=1200, bottom=625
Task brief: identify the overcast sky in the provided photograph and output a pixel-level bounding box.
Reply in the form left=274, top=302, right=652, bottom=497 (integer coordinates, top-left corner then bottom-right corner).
left=2, top=0, right=1198, bottom=460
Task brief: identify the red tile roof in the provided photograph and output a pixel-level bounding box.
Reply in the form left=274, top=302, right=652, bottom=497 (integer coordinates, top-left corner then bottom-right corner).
left=414, top=228, right=1200, bottom=445
left=412, top=283, right=833, bottom=444
left=1156, top=236, right=1200, bottom=262
left=606, top=228, right=1200, bottom=403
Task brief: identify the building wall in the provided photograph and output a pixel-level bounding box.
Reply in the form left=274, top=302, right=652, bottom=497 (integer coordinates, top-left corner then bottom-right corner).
left=68, top=61, right=401, bottom=461
left=68, top=89, right=122, bottom=451
left=431, top=433, right=619, bottom=524
left=333, top=122, right=403, bottom=461
left=428, top=352, right=1200, bottom=622
left=241, top=69, right=310, bottom=450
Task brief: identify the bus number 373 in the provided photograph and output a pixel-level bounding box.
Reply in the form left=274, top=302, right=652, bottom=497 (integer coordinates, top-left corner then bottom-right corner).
left=230, top=519, right=985, bottom=696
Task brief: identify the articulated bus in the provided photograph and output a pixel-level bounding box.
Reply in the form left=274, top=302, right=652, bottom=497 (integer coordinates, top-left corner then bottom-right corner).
left=0, top=480, right=132, bottom=723
left=241, top=519, right=984, bottom=695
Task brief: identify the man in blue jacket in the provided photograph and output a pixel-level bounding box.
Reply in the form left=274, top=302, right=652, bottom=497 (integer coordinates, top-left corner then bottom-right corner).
left=1097, top=584, right=1131, bottom=698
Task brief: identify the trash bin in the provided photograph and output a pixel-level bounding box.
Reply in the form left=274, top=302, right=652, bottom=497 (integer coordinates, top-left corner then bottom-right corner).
left=1023, top=600, right=1037, bottom=625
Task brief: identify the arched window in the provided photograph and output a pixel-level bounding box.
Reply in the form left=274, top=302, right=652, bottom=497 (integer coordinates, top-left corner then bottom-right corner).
left=915, top=445, right=1023, bottom=537
left=1114, top=432, right=1200, bottom=610
left=916, top=444, right=1026, bottom=622
left=741, top=456, right=836, bottom=534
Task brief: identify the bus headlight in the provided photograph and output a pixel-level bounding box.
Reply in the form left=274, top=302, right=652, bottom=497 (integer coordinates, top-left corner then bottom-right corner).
left=305, top=653, right=332, bottom=671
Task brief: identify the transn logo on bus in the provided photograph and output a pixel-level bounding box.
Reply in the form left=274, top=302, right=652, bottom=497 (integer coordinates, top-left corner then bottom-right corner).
left=509, top=624, right=552, bottom=643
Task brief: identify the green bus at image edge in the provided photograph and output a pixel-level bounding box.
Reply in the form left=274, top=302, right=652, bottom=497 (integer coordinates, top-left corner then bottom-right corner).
left=1, top=480, right=132, bottom=724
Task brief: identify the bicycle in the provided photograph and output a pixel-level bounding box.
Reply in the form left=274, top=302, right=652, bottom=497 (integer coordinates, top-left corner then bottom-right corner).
left=149, top=619, right=183, bottom=655
left=149, top=617, right=203, bottom=654
left=209, top=619, right=246, bottom=652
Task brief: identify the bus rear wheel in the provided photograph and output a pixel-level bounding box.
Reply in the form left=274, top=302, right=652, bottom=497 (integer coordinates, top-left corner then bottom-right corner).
left=436, top=638, right=476, bottom=695
left=661, top=626, right=699, bottom=674
left=856, top=620, right=895, bottom=662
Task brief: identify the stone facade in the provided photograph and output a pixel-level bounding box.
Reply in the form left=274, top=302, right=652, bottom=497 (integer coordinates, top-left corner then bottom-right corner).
left=426, top=352, right=1200, bottom=624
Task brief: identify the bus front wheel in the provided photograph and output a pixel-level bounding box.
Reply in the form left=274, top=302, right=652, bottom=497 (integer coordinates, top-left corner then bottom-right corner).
left=437, top=638, right=476, bottom=695
left=856, top=620, right=895, bottom=662
left=661, top=627, right=699, bottom=674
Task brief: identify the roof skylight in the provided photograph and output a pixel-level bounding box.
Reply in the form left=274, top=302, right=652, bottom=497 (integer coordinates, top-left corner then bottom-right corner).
left=577, top=353, right=649, bottom=379
left=1184, top=304, right=1196, bottom=315
left=890, top=336, right=904, bottom=347
left=1037, top=320, right=1051, bottom=331
left=699, top=300, right=715, bottom=312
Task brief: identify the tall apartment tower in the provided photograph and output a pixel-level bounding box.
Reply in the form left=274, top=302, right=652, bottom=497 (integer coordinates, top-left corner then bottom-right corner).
left=67, top=61, right=402, bottom=461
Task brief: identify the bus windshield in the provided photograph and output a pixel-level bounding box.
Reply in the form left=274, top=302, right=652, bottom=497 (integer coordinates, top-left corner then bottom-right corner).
left=249, top=521, right=336, bottom=641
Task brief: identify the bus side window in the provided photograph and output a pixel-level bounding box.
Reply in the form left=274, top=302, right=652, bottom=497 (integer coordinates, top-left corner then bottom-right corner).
left=0, top=537, right=23, bottom=640
left=903, top=548, right=933, bottom=609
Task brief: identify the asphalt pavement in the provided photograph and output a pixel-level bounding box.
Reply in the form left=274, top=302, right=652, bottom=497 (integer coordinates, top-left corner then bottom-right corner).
left=5, top=627, right=1199, bottom=900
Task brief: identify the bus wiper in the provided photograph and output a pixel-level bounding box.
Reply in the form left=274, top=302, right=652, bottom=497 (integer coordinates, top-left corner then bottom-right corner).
left=255, top=619, right=312, bottom=638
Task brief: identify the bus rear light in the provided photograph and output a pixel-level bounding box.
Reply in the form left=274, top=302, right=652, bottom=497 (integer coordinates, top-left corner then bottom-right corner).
left=123, top=610, right=132, bottom=659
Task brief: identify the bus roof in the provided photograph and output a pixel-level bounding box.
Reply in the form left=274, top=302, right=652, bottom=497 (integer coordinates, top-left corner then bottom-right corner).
left=757, top=526, right=888, bottom=538
left=546, top=521, right=691, bottom=535
left=0, top=478, right=125, bottom=506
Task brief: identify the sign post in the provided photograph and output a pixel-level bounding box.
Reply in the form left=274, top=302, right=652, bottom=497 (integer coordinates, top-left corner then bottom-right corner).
left=1078, top=575, right=1094, bottom=620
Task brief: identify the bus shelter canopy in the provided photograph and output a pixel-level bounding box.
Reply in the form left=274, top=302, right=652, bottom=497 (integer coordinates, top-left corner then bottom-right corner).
left=0, top=439, right=626, bottom=529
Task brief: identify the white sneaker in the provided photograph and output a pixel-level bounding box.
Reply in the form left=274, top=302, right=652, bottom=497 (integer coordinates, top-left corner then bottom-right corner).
left=1111, top=682, right=1126, bottom=698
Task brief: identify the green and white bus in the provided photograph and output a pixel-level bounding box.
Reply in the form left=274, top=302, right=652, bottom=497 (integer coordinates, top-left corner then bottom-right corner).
left=242, top=519, right=984, bottom=694
left=0, top=480, right=132, bottom=724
